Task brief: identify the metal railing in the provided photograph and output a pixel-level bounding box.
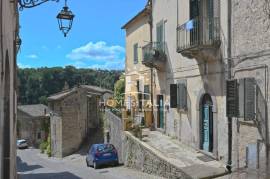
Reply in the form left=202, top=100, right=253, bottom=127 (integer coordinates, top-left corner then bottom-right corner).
left=142, top=42, right=166, bottom=64
left=177, top=17, right=220, bottom=52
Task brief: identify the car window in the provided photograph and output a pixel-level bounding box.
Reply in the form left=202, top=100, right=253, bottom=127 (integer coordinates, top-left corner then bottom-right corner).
left=97, top=144, right=114, bottom=153
left=18, top=140, right=26, bottom=144
left=89, top=147, right=93, bottom=154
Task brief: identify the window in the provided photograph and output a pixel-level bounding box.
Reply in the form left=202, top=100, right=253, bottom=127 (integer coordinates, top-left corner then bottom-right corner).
left=156, top=21, right=164, bottom=43
left=178, top=81, right=187, bottom=110
left=133, top=43, right=138, bottom=64
left=136, top=80, right=140, bottom=92
left=37, top=132, right=41, bottom=139
left=170, top=84, right=178, bottom=108
left=170, top=81, right=187, bottom=110
left=190, top=0, right=200, bottom=19
left=144, top=85, right=150, bottom=100
left=156, top=21, right=164, bottom=51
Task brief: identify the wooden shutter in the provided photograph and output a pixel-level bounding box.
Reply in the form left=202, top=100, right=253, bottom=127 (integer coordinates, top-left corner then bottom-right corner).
left=170, top=84, right=177, bottom=108
left=133, top=43, right=138, bottom=64
left=156, top=22, right=164, bottom=43
left=244, top=78, right=255, bottom=120
left=226, top=80, right=238, bottom=117
left=238, top=79, right=245, bottom=118
left=177, top=80, right=187, bottom=110
left=144, top=85, right=150, bottom=100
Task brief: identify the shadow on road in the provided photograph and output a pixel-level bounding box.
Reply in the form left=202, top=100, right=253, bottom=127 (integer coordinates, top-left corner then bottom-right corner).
left=19, top=172, right=81, bottom=179
left=17, top=156, right=42, bottom=172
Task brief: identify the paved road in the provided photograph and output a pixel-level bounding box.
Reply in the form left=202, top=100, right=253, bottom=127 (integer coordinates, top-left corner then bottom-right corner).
left=17, top=149, right=163, bottom=179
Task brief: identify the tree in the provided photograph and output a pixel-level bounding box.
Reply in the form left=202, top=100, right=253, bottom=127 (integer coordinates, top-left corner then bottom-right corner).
left=18, top=66, right=123, bottom=105
left=114, top=74, right=125, bottom=108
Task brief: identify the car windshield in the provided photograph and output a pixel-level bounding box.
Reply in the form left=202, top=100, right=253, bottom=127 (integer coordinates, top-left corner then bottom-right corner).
left=97, top=144, right=114, bottom=153
left=17, top=140, right=26, bottom=144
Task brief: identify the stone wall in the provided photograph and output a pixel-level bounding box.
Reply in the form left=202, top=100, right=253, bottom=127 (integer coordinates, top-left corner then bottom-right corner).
left=122, top=132, right=192, bottom=179
left=50, top=115, right=62, bottom=158
left=105, top=110, right=123, bottom=163
left=0, top=0, right=19, bottom=178
left=17, top=111, right=49, bottom=147
left=231, top=0, right=270, bottom=171
left=49, top=87, right=103, bottom=158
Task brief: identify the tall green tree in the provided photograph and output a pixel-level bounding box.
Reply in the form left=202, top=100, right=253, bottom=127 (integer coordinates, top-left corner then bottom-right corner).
left=18, top=66, right=123, bottom=105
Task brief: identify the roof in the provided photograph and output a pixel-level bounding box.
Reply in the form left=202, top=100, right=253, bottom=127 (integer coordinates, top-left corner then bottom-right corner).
left=48, top=85, right=113, bottom=101
left=47, top=88, right=77, bottom=101
left=18, top=104, right=50, bottom=118
left=121, top=7, right=150, bottom=29
left=81, top=85, right=113, bottom=94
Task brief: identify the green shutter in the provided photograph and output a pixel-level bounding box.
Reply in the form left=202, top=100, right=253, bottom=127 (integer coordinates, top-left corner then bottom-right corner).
left=177, top=80, right=187, bottom=110
left=244, top=78, right=255, bottom=120
left=226, top=79, right=238, bottom=117
left=144, top=85, right=150, bottom=100
left=133, top=43, right=138, bottom=64
left=156, top=21, right=164, bottom=43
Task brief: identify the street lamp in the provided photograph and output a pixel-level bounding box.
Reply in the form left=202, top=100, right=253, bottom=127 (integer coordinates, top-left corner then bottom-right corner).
left=56, top=0, right=75, bottom=37
left=18, top=0, right=59, bottom=10
left=15, top=35, right=22, bottom=54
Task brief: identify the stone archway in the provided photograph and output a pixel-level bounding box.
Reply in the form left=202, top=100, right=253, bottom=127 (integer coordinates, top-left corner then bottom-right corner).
left=200, top=93, right=213, bottom=152
left=196, top=87, right=218, bottom=157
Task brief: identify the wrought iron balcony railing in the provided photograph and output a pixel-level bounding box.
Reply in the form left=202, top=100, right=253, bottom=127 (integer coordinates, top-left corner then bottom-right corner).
left=142, top=42, right=166, bottom=70
left=177, top=17, right=220, bottom=53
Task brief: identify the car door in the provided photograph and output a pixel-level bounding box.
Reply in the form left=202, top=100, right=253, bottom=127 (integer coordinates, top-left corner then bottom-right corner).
left=87, top=147, right=93, bottom=165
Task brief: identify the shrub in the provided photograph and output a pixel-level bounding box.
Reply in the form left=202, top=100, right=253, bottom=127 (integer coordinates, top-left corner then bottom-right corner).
left=46, top=136, right=51, bottom=157
left=132, top=125, right=142, bottom=140
left=39, top=141, right=48, bottom=153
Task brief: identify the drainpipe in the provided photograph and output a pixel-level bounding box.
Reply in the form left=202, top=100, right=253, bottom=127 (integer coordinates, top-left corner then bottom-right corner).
left=147, top=0, right=154, bottom=129
left=227, top=0, right=232, bottom=172
left=0, top=0, right=3, bottom=178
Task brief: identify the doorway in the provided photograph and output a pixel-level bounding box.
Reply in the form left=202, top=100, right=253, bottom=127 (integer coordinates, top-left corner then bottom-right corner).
left=200, top=94, right=213, bottom=152
left=157, top=95, right=164, bottom=129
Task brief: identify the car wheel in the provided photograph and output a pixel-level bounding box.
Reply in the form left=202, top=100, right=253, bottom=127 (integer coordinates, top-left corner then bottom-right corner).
left=93, top=162, right=98, bottom=169
left=115, top=160, right=119, bottom=166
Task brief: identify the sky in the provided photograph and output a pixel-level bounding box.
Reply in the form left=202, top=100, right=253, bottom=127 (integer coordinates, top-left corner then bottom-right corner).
left=18, top=0, right=147, bottom=70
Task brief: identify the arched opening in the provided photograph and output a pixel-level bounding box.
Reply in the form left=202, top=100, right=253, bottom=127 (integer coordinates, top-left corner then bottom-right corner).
left=3, top=51, right=10, bottom=179
left=200, top=93, right=213, bottom=152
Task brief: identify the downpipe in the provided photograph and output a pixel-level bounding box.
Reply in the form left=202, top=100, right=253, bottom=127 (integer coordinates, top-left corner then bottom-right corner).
left=226, top=0, right=232, bottom=173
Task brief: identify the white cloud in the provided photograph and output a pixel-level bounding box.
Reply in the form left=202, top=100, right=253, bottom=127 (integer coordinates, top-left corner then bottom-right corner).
left=89, top=61, right=125, bottom=70
left=26, top=54, right=38, bottom=59
left=42, top=46, right=49, bottom=50
left=18, top=63, right=31, bottom=68
left=66, top=41, right=125, bottom=61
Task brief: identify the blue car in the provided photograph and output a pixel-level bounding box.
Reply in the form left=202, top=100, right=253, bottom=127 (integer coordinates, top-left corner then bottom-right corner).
left=86, top=144, right=119, bottom=169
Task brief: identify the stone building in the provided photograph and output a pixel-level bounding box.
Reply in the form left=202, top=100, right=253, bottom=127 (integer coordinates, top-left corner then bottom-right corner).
left=123, top=0, right=270, bottom=174
left=48, top=85, right=113, bottom=158
left=17, top=104, right=50, bottom=147
left=122, top=6, right=153, bottom=127
left=230, top=0, right=270, bottom=173
left=131, top=0, right=230, bottom=165
left=122, top=0, right=232, bottom=170
left=0, top=0, right=19, bottom=178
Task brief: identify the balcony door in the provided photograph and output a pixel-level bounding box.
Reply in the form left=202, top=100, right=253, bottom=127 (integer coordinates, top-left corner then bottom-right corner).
left=156, top=21, right=164, bottom=51
left=190, top=0, right=214, bottom=44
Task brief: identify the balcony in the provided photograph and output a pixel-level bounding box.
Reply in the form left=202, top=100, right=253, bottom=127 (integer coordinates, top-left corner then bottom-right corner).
left=177, top=17, right=221, bottom=61
left=142, top=42, right=166, bottom=71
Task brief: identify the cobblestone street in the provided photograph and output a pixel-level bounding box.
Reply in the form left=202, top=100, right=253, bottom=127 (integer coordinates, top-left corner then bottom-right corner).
left=17, top=148, right=164, bottom=179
